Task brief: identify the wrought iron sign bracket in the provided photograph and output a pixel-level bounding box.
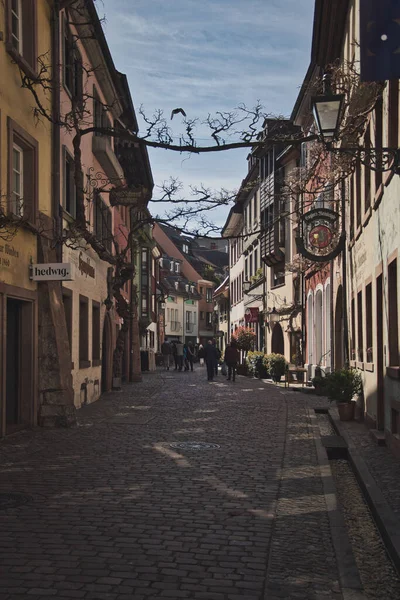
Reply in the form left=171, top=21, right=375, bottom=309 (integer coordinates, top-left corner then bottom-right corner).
left=328, top=145, right=400, bottom=174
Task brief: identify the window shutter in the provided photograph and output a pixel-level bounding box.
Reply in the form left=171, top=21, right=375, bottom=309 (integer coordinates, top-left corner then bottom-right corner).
left=22, top=0, right=36, bottom=69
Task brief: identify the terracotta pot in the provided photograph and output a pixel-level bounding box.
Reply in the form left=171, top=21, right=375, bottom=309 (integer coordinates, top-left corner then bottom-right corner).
left=337, top=401, right=355, bottom=421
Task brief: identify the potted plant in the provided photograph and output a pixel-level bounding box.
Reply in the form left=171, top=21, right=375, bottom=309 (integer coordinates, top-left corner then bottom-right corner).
left=324, top=368, right=363, bottom=421
left=312, top=374, right=326, bottom=395
left=266, top=353, right=288, bottom=383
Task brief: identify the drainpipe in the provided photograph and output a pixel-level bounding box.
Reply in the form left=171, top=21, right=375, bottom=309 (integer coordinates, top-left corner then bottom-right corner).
left=341, top=179, right=350, bottom=367
left=52, top=0, right=62, bottom=261
left=330, top=258, right=334, bottom=371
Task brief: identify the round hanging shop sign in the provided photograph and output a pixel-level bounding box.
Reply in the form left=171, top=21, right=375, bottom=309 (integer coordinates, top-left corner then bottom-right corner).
left=296, top=208, right=344, bottom=262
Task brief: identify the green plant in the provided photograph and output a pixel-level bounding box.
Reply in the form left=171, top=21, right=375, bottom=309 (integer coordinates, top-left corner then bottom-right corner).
left=265, top=353, right=288, bottom=382
left=324, top=368, right=363, bottom=404
left=232, top=327, right=256, bottom=353
left=246, top=351, right=269, bottom=378
left=312, top=375, right=327, bottom=395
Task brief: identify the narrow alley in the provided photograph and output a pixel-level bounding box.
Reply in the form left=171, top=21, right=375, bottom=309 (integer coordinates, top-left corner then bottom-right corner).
left=2, top=369, right=399, bottom=600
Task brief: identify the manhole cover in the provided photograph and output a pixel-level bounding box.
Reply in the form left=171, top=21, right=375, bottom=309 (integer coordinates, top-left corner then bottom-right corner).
left=0, top=493, right=32, bottom=510
left=169, top=441, right=220, bottom=451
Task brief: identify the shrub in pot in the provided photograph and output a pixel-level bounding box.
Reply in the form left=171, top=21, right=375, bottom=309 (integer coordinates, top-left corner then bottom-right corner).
left=324, top=368, right=363, bottom=421
left=246, top=351, right=264, bottom=377
left=312, top=375, right=327, bottom=396
left=266, top=353, right=288, bottom=383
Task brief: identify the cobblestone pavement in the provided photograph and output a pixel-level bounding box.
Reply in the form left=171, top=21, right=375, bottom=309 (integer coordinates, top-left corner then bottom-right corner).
left=0, top=369, right=343, bottom=600
left=336, top=419, right=400, bottom=518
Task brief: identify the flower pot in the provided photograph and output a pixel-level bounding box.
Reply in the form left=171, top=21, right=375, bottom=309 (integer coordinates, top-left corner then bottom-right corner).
left=337, top=401, right=355, bottom=421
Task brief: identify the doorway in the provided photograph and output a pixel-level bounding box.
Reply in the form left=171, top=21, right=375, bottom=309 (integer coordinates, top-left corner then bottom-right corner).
left=334, top=286, right=344, bottom=370
left=271, top=323, right=284, bottom=355
left=376, top=274, right=384, bottom=430
left=101, top=313, right=112, bottom=392
left=5, top=297, right=34, bottom=434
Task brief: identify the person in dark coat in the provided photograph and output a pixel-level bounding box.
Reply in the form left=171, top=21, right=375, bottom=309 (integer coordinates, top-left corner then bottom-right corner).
left=224, top=341, right=240, bottom=382
left=187, top=342, right=195, bottom=372
left=171, top=341, right=178, bottom=370
left=205, top=340, right=218, bottom=381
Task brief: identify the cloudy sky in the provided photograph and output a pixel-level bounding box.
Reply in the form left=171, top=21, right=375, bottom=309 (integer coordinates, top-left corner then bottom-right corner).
left=98, top=0, right=315, bottom=230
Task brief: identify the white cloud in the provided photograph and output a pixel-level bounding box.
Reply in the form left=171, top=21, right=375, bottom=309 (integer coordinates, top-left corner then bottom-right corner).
left=98, top=0, right=314, bottom=231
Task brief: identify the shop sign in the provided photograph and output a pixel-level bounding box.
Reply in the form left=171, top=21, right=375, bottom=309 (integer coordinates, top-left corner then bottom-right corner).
left=78, top=252, right=95, bottom=279
left=245, top=307, right=259, bottom=324
left=30, top=263, right=74, bottom=281
left=296, top=208, right=344, bottom=262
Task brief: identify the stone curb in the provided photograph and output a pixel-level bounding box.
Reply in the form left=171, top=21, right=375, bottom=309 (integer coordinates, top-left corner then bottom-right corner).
left=329, top=407, right=400, bottom=575
left=309, top=409, right=367, bottom=600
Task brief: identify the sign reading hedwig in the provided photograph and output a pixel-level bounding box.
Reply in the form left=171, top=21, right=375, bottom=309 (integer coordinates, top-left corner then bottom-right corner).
left=31, top=263, right=74, bottom=281
left=296, top=208, right=344, bottom=262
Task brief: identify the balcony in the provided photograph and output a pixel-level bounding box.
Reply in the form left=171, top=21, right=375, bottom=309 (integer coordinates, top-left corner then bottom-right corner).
left=92, top=135, right=124, bottom=182
left=170, top=321, right=182, bottom=332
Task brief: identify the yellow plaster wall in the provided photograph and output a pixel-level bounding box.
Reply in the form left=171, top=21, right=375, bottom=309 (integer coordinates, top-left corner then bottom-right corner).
left=0, top=0, right=53, bottom=289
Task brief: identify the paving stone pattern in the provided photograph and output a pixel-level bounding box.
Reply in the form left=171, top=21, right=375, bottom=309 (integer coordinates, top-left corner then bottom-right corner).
left=337, top=419, right=400, bottom=518
left=0, top=369, right=342, bottom=599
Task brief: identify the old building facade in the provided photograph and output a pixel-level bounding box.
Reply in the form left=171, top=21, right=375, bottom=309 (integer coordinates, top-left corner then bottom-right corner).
left=0, top=0, right=57, bottom=435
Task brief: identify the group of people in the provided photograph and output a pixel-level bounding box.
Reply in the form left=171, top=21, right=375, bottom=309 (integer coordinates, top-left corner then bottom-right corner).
left=161, top=338, right=240, bottom=382
left=161, top=339, right=195, bottom=372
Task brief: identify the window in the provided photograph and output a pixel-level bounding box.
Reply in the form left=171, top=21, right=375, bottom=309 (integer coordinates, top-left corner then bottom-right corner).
left=94, top=194, right=112, bottom=251
left=64, top=148, right=76, bottom=218
left=245, top=258, right=248, bottom=282
left=62, top=289, right=73, bottom=358
left=175, top=263, right=180, bottom=273
left=351, top=297, right=356, bottom=360
left=357, top=290, right=364, bottom=362
left=141, top=248, right=150, bottom=318
left=12, top=143, right=23, bottom=216
left=365, top=283, right=373, bottom=363
left=254, top=248, right=258, bottom=274
left=63, top=22, right=83, bottom=102
left=149, top=331, right=155, bottom=348
left=375, top=98, right=383, bottom=190
left=79, top=295, right=89, bottom=368
left=249, top=252, right=253, bottom=278
left=92, top=302, right=100, bottom=362
left=272, top=263, right=285, bottom=287
left=206, top=312, right=213, bottom=326
left=388, top=80, right=399, bottom=149
left=388, top=259, right=399, bottom=366
left=6, top=0, right=36, bottom=75
left=193, top=311, right=197, bottom=323
left=200, top=311, right=205, bottom=320
left=200, top=286, right=204, bottom=295
left=364, top=126, right=371, bottom=212
left=182, top=243, right=189, bottom=254
left=11, top=0, right=22, bottom=54
left=355, top=160, right=362, bottom=229
left=206, top=288, right=213, bottom=303
left=170, top=261, right=174, bottom=271
left=94, top=87, right=110, bottom=138
left=8, top=119, right=38, bottom=222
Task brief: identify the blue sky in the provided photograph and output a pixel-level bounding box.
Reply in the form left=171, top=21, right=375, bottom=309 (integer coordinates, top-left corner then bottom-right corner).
left=98, top=0, right=315, bottom=230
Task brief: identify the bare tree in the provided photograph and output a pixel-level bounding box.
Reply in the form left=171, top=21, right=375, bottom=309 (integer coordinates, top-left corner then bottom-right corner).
left=2, top=0, right=382, bottom=389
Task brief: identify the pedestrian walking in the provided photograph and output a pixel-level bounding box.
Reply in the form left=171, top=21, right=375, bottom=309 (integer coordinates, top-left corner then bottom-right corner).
left=161, top=340, right=172, bottom=370
left=187, top=342, right=195, bottom=372
left=198, top=344, right=205, bottom=366
left=175, top=339, right=184, bottom=371
left=183, top=344, right=190, bottom=371
left=212, top=339, right=221, bottom=376
left=171, top=341, right=178, bottom=370
left=205, top=340, right=218, bottom=381
left=224, top=340, right=240, bottom=382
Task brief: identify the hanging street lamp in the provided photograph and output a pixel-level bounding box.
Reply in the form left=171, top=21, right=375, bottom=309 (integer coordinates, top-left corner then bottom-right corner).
left=311, top=74, right=400, bottom=174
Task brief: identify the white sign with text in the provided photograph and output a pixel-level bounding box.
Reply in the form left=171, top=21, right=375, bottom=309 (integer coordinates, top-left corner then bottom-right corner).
left=30, top=263, right=74, bottom=281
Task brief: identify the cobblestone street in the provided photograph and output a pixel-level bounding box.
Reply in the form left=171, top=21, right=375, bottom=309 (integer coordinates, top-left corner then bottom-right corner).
left=0, top=369, right=369, bottom=599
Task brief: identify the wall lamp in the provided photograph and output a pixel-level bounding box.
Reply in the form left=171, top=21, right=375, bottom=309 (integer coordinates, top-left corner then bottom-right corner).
left=311, top=75, right=400, bottom=174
